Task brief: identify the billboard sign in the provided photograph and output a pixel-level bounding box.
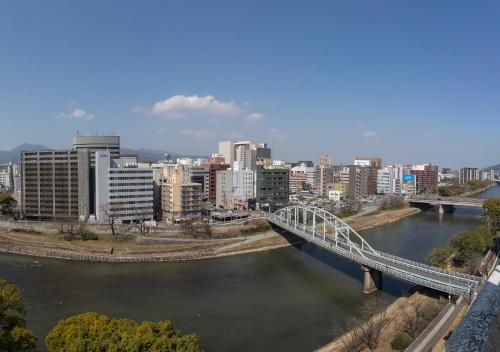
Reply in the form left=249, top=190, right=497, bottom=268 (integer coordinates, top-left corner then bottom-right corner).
left=402, top=174, right=415, bottom=182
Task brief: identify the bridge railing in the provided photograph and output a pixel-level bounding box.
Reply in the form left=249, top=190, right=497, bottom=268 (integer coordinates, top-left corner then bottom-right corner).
left=269, top=216, right=474, bottom=296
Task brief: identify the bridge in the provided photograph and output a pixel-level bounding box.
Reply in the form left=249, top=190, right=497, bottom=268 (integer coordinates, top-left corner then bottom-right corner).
left=408, top=196, right=484, bottom=214
left=265, top=205, right=481, bottom=296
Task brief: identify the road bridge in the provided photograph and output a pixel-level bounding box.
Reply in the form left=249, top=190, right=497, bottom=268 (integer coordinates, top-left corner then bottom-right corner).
left=265, top=205, right=481, bottom=296
left=408, top=196, right=484, bottom=214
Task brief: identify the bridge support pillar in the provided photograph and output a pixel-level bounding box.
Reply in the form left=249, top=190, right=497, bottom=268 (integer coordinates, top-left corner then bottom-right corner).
left=361, top=266, right=382, bottom=294
left=437, top=204, right=455, bottom=215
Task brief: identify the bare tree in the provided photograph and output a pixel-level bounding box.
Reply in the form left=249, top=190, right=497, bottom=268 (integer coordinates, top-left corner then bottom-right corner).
left=133, top=207, right=152, bottom=236
left=331, top=319, right=363, bottom=352
left=357, top=297, right=390, bottom=352
left=400, top=300, right=425, bottom=338
left=100, top=204, right=119, bottom=236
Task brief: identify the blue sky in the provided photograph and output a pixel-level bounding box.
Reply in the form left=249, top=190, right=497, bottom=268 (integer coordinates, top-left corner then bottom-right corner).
left=1, top=0, right=499, bottom=168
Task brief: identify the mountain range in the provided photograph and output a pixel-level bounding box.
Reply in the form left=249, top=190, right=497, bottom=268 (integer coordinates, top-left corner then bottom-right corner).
left=0, top=144, right=204, bottom=163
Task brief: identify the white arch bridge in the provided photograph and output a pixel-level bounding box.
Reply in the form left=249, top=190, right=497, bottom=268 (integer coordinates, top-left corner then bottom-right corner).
left=265, top=205, right=481, bottom=297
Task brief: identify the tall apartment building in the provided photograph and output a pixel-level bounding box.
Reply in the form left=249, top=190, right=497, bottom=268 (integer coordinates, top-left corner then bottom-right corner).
left=218, top=140, right=270, bottom=171
left=232, top=162, right=255, bottom=201
left=459, top=167, right=480, bottom=184
left=317, top=154, right=334, bottom=197
left=215, top=169, right=233, bottom=209
left=95, top=151, right=153, bottom=223
left=189, top=167, right=209, bottom=201
left=377, top=167, right=400, bottom=194
left=411, top=164, right=438, bottom=194
left=255, top=165, right=289, bottom=210
left=0, top=169, right=10, bottom=192
left=204, top=160, right=230, bottom=205
left=21, top=149, right=90, bottom=220
left=347, top=165, right=369, bottom=200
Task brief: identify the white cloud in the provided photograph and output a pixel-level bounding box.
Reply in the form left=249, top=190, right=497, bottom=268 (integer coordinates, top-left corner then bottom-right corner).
left=245, top=112, right=265, bottom=123
left=158, top=128, right=166, bottom=135
left=363, top=131, right=379, bottom=139
left=58, top=108, right=95, bottom=121
left=181, top=128, right=217, bottom=139
left=151, top=95, right=243, bottom=119
left=270, top=128, right=291, bottom=139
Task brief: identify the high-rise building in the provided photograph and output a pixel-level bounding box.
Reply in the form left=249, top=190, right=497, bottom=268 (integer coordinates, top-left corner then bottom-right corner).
left=459, top=167, right=480, bottom=184
left=411, top=164, right=438, bottom=194
left=21, top=149, right=90, bottom=220
left=95, top=151, right=153, bottom=223
left=317, top=154, right=333, bottom=197
left=254, top=165, right=289, bottom=210
left=73, top=135, right=120, bottom=166
left=73, top=134, right=121, bottom=215
left=218, top=141, right=270, bottom=171
left=215, top=169, right=233, bottom=209
left=204, top=161, right=230, bottom=205
left=189, top=167, right=209, bottom=201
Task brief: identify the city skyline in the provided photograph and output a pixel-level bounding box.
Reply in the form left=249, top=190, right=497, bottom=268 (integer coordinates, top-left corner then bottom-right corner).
left=2, top=1, right=500, bottom=168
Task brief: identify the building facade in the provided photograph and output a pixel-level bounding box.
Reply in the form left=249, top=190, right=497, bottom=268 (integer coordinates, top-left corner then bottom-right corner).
left=21, top=149, right=90, bottom=220
left=95, top=151, right=153, bottom=223
left=254, top=165, right=289, bottom=210
left=459, top=167, right=480, bottom=184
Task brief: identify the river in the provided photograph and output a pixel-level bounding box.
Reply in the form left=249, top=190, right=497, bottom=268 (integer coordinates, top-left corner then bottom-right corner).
left=1, top=187, right=498, bottom=351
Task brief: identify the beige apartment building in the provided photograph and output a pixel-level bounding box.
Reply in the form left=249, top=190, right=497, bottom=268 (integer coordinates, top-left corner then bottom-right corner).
left=161, top=182, right=203, bottom=220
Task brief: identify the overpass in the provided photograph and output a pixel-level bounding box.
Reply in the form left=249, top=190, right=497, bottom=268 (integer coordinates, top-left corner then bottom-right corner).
left=265, top=205, right=481, bottom=296
left=408, top=196, right=484, bottom=214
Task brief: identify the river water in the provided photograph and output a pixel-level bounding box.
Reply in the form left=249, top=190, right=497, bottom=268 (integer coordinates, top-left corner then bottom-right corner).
left=1, top=187, right=498, bottom=351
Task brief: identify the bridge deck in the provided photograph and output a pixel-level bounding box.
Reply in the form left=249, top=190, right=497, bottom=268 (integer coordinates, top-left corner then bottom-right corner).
left=267, top=215, right=481, bottom=296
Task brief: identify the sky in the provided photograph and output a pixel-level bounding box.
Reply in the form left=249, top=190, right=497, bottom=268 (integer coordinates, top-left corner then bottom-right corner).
left=1, top=0, right=499, bottom=168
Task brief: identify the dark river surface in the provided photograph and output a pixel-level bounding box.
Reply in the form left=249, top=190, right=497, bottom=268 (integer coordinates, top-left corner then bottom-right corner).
left=1, top=186, right=498, bottom=351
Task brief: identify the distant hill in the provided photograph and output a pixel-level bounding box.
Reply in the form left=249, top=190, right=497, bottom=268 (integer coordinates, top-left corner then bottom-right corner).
left=0, top=144, right=205, bottom=164
left=0, top=144, right=50, bottom=163
left=482, top=164, right=500, bottom=172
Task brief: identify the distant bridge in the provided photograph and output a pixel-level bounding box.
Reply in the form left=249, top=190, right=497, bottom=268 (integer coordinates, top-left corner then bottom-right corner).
left=265, top=205, right=481, bottom=296
left=408, top=196, right=484, bottom=213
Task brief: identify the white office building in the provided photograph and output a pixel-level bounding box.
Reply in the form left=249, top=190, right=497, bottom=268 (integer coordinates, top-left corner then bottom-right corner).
left=95, top=151, right=154, bottom=223
left=377, top=166, right=402, bottom=195
left=215, top=169, right=233, bottom=209
left=233, top=162, right=255, bottom=200
left=0, top=170, right=10, bottom=192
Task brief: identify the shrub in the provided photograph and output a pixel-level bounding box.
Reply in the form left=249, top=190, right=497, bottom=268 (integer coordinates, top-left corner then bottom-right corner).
left=391, top=331, right=413, bottom=350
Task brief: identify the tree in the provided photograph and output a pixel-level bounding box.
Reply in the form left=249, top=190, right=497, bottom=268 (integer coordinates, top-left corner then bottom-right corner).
left=0, top=193, right=17, bottom=216
left=133, top=207, right=152, bottom=236
left=100, top=204, right=120, bottom=236
left=0, top=278, right=37, bottom=351
left=45, top=312, right=202, bottom=352
left=426, top=245, right=454, bottom=268
left=337, top=297, right=389, bottom=352
left=399, top=300, right=425, bottom=338
left=483, top=198, right=500, bottom=233
left=449, top=225, right=492, bottom=266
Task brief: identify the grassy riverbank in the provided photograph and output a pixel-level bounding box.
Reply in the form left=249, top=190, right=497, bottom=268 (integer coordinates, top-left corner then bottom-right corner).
left=0, top=206, right=421, bottom=262
left=316, top=290, right=446, bottom=352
